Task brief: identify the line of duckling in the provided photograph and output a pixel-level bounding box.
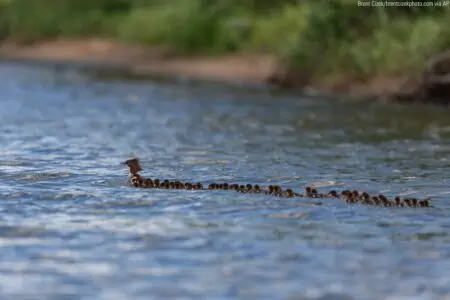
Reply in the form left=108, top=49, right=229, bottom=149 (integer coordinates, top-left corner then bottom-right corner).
left=124, top=158, right=431, bottom=208
left=131, top=177, right=431, bottom=208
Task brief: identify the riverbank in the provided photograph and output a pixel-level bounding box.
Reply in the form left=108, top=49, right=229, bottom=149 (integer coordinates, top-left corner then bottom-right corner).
left=0, top=1, right=448, bottom=101
left=0, top=38, right=412, bottom=98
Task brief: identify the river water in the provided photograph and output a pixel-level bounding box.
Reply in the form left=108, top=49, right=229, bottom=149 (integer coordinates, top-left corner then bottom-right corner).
left=1, top=62, right=450, bottom=300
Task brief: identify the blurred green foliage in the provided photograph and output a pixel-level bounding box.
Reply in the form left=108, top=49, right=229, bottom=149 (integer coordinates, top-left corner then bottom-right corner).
left=0, top=0, right=449, bottom=81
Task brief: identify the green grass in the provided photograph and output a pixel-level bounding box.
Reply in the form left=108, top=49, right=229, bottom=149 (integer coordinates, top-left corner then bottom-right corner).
left=0, top=0, right=449, bottom=83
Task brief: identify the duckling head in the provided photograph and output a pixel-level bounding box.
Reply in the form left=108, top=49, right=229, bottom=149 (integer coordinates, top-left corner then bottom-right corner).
left=286, top=188, right=294, bottom=197
left=123, top=158, right=143, bottom=175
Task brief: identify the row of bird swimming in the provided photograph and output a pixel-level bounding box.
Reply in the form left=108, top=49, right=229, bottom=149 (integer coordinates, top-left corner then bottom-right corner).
left=129, top=177, right=432, bottom=208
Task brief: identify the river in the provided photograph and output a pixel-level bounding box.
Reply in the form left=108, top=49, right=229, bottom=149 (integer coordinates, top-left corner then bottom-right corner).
left=1, top=62, right=449, bottom=300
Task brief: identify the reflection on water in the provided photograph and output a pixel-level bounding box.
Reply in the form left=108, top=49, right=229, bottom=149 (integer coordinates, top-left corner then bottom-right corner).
left=1, top=62, right=450, bottom=300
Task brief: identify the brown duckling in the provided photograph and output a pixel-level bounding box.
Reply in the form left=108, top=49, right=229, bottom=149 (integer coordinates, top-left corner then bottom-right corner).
left=419, top=198, right=430, bottom=207
left=371, top=196, right=381, bottom=205
left=361, top=192, right=370, bottom=202
left=253, top=184, right=261, bottom=193
left=285, top=188, right=295, bottom=198
left=154, top=179, right=161, bottom=188
left=404, top=198, right=412, bottom=207
left=223, top=183, right=229, bottom=190
left=185, top=182, right=193, bottom=190
left=411, top=198, right=418, bottom=207
left=246, top=184, right=253, bottom=192
left=362, top=196, right=373, bottom=205
left=305, top=186, right=313, bottom=197
left=267, top=185, right=275, bottom=195
left=394, top=196, right=403, bottom=207
left=328, top=190, right=339, bottom=198
left=208, top=183, right=216, bottom=189
left=274, top=185, right=283, bottom=196
left=380, top=196, right=390, bottom=207
left=145, top=178, right=154, bottom=188
left=194, top=183, right=203, bottom=190
left=341, top=190, right=351, bottom=198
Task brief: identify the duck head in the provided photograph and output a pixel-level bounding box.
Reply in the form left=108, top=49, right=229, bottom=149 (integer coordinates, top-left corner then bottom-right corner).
left=123, top=158, right=143, bottom=175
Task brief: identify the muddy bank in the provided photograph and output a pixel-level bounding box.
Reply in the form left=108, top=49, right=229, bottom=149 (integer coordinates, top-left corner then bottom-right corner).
left=0, top=39, right=279, bottom=87
left=0, top=39, right=448, bottom=102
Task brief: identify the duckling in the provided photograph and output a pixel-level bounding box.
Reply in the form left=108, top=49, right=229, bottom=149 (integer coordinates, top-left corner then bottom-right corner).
left=346, top=194, right=357, bottom=203
left=341, top=190, right=351, bottom=199
left=145, top=178, right=154, bottom=188
left=361, top=192, right=370, bottom=202
left=394, top=196, right=403, bottom=207
left=253, top=184, right=261, bottom=193
left=341, top=190, right=351, bottom=201
left=419, top=198, right=430, bottom=207
left=328, top=190, right=339, bottom=198
left=195, top=183, right=203, bottom=190
left=154, top=179, right=161, bottom=188
left=311, top=188, right=319, bottom=198
left=411, top=198, right=418, bottom=207
left=285, top=188, right=295, bottom=198
left=362, top=196, right=373, bottom=205
left=223, top=183, right=229, bottom=190
left=246, top=184, right=253, bottom=192
left=185, top=182, right=193, bottom=190
left=404, top=198, right=412, bottom=207
left=267, top=185, right=274, bottom=195
left=274, top=185, right=283, bottom=196
left=305, top=186, right=313, bottom=197
left=352, top=190, right=360, bottom=201
left=380, top=196, right=390, bottom=207
left=169, top=182, right=176, bottom=189
left=371, top=196, right=380, bottom=205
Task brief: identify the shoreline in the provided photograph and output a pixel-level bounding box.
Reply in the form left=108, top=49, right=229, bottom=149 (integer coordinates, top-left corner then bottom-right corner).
left=0, top=38, right=410, bottom=99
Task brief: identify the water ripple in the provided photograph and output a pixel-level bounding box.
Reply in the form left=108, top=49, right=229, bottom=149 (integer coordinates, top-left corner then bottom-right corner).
left=0, top=62, right=449, bottom=300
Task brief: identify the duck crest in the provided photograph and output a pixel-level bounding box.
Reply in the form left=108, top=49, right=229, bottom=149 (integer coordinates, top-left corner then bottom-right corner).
left=123, top=158, right=433, bottom=209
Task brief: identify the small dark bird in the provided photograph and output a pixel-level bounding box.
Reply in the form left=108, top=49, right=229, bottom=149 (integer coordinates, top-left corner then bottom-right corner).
left=328, top=190, right=338, bottom=198
left=154, top=179, right=161, bottom=188
left=285, top=189, right=295, bottom=198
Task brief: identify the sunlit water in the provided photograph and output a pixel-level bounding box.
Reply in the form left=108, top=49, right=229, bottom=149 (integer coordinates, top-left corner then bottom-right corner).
left=1, top=62, right=450, bottom=300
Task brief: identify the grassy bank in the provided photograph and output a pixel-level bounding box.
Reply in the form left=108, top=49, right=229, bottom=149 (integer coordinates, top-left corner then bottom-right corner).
left=0, top=0, right=449, bottom=85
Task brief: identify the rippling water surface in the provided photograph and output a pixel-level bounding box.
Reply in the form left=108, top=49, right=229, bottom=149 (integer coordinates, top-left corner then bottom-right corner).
left=1, top=63, right=450, bottom=300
